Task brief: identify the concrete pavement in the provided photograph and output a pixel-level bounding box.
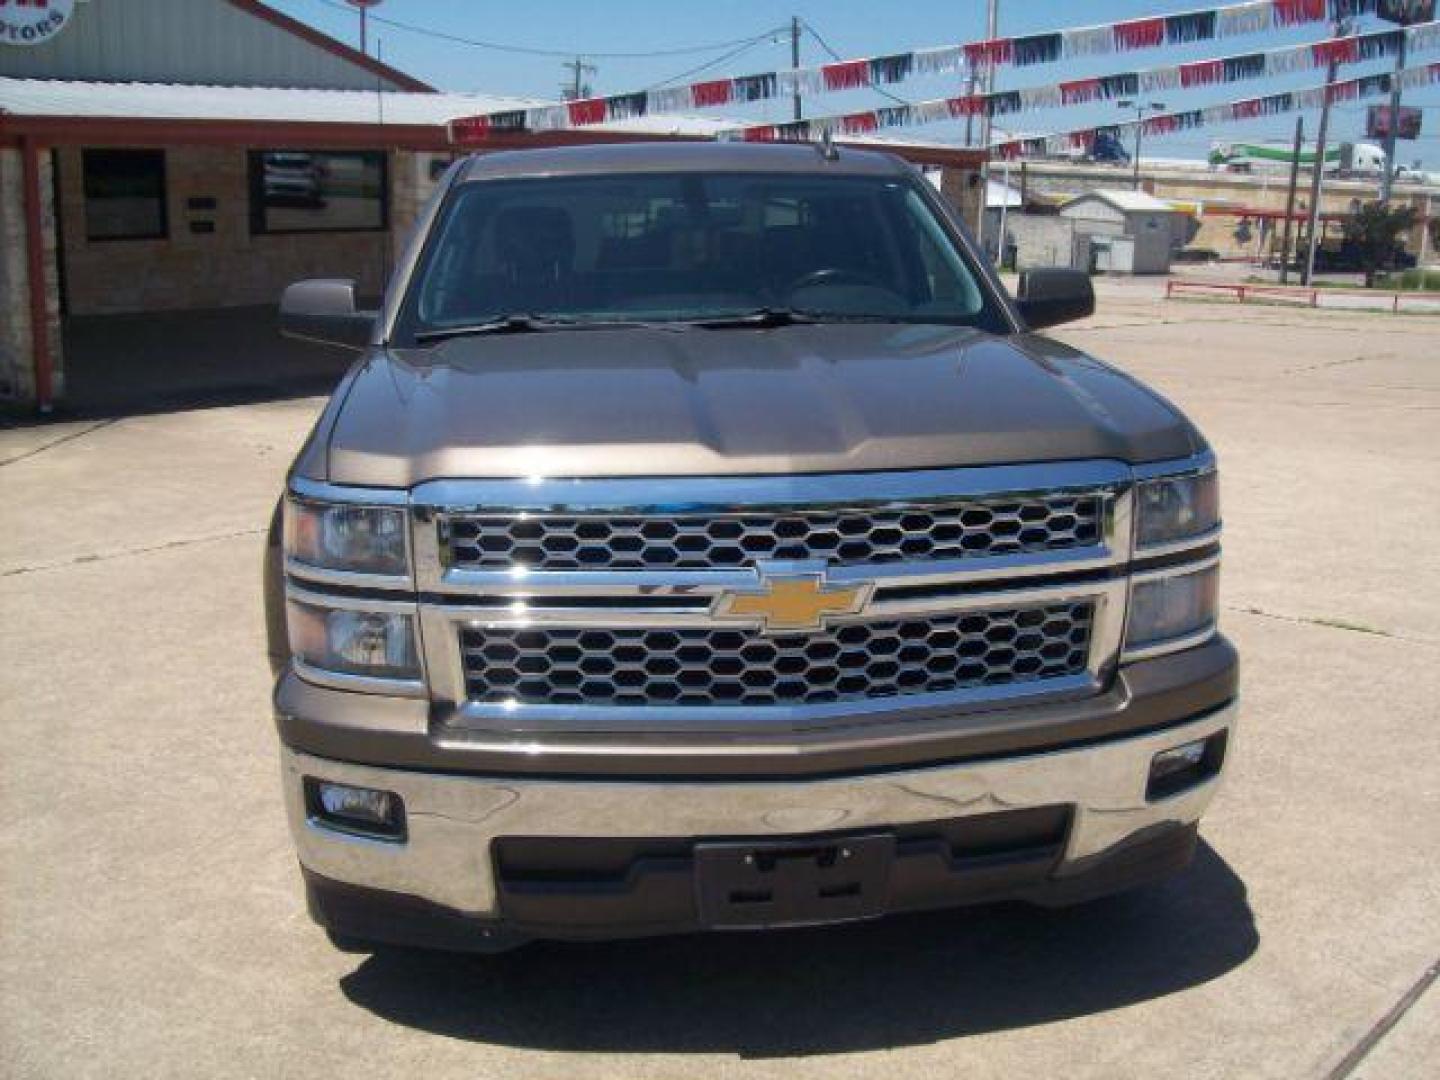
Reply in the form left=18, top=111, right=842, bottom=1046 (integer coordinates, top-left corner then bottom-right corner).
left=1, top=291, right=1436, bottom=1078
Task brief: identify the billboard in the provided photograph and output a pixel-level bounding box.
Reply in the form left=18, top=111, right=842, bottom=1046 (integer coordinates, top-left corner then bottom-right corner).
left=1367, top=106, right=1424, bottom=141
left=1377, top=0, right=1436, bottom=24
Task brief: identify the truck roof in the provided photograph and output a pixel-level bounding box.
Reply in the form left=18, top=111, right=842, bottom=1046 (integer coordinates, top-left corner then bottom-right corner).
left=457, top=140, right=912, bottom=183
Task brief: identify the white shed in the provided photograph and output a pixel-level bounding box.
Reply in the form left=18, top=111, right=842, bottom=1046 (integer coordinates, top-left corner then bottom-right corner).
left=1059, top=189, right=1182, bottom=274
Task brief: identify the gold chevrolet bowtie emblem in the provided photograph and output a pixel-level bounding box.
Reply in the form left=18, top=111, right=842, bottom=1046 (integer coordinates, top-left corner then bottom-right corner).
left=713, top=569, right=872, bottom=634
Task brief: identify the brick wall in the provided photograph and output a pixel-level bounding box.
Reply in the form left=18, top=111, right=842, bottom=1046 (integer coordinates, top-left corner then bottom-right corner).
left=390, top=150, right=455, bottom=262
left=54, top=146, right=432, bottom=317
left=0, top=148, right=64, bottom=404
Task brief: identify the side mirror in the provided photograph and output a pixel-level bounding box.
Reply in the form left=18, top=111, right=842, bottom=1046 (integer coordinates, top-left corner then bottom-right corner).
left=1015, top=268, right=1095, bottom=331
left=279, top=279, right=376, bottom=350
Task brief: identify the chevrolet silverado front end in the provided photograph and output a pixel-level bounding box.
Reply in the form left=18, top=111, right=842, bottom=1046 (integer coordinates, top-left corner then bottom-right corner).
left=264, top=143, right=1235, bottom=952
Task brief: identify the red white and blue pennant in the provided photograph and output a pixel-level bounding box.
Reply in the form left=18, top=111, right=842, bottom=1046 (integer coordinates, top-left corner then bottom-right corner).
left=452, top=0, right=1381, bottom=142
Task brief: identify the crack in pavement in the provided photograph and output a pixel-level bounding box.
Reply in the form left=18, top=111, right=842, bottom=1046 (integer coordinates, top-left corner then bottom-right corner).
left=0, top=419, right=119, bottom=467
left=1226, top=604, right=1436, bottom=649
left=1, top=527, right=265, bottom=579
left=1283, top=355, right=1369, bottom=376
left=1325, top=956, right=1440, bottom=1080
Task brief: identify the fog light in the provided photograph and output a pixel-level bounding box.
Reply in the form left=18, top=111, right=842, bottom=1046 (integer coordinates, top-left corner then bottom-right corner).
left=306, top=778, right=405, bottom=840
left=1146, top=731, right=1227, bottom=801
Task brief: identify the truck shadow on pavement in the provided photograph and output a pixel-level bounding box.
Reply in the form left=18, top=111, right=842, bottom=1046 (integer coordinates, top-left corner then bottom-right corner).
left=338, top=840, right=1256, bottom=1057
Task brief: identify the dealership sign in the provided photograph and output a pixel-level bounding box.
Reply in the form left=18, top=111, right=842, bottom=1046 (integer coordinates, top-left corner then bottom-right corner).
left=1367, top=105, right=1424, bottom=141
left=0, top=0, right=77, bottom=46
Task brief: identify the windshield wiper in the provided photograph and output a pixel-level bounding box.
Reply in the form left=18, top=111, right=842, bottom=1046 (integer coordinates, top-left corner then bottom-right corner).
left=414, top=314, right=678, bottom=343
left=413, top=314, right=572, bottom=342
left=691, top=307, right=823, bottom=329
left=692, top=308, right=910, bottom=329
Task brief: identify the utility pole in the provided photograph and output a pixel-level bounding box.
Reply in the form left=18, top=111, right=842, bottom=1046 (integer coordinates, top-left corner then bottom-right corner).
left=1380, top=34, right=1408, bottom=202
left=1118, top=99, right=1167, bottom=192
left=790, top=16, right=802, bottom=120
left=561, top=57, right=597, bottom=101
left=974, top=0, right=999, bottom=247
left=1303, top=17, right=1349, bottom=285
left=962, top=69, right=978, bottom=147
left=1279, top=115, right=1305, bottom=284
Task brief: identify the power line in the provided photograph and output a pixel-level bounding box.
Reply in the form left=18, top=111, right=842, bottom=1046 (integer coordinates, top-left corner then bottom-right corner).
left=801, top=20, right=914, bottom=109
left=643, top=29, right=790, bottom=91
left=306, top=0, right=786, bottom=59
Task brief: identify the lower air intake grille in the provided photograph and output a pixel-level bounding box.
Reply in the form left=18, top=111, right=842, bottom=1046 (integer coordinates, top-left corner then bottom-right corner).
left=459, top=602, right=1094, bottom=708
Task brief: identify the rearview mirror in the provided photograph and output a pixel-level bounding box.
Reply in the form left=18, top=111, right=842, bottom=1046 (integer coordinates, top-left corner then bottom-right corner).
left=279, top=279, right=376, bottom=350
left=1015, top=269, right=1095, bottom=331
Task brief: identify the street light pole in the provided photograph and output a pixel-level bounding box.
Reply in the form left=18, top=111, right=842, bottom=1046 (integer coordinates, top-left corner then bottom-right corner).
left=1380, top=33, right=1408, bottom=202
left=974, top=0, right=999, bottom=247
left=1117, top=100, right=1166, bottom=192
left=790, top=16, right=802, bottom=121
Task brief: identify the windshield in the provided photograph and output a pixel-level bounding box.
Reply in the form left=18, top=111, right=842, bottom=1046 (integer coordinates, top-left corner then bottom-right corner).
left=394, top=171, right=1009, bottom=342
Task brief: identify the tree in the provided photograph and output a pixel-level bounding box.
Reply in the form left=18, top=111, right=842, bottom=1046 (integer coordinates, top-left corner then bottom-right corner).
left=1342, top=202, right=1417, bottom=287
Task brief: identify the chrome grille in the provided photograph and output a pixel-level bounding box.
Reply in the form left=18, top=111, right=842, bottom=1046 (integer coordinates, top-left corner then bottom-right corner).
left=459, top=601, right=1094, bottom=708
left=441, top=494, right=1103, bottom=572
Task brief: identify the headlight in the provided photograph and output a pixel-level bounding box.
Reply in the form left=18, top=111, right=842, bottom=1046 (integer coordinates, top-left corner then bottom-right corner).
left=287, top=599, right=421, bottom=684
left=1125, top=563, right=1219, bottom=657
left=284, top=498, right=408, bottom=577
left=1135, top=469, right=1219, bottom=549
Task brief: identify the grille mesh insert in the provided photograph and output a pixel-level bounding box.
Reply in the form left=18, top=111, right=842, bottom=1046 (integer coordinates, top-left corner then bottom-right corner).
left=460, top=602, right=1094, bottom=708
left=442, top=495, right=1103, bottom=572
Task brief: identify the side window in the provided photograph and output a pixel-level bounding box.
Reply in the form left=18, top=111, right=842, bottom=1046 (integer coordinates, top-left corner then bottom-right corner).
left=82, top=149, right=167, bottom=242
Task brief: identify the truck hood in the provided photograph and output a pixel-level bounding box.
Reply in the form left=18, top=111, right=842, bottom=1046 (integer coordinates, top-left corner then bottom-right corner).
left=314, top=324, right=1202, bottom=486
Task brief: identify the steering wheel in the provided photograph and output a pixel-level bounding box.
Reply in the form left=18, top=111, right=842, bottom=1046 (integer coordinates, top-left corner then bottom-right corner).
left=783, top=267, right=887, bottom=295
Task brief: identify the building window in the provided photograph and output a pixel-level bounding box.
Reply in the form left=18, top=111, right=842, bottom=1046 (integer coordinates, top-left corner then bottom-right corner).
left=82, top=149, right=168, bottom=242
left=248, top=150, right=388, bottom=235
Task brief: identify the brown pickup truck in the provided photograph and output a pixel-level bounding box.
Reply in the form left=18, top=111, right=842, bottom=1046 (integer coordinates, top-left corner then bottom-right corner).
left=264, top=142, right=1234, bottom=953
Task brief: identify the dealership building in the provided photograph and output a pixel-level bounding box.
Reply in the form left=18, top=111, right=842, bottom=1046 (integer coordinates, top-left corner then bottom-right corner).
left=0, top=0, right=979, bottom=413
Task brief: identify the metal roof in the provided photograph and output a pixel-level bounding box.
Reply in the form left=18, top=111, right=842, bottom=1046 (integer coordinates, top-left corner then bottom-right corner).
left=0, top=0, right=432, bottom=92
left=0, top=78, right=736, bottom=136
left=986, top=179, right=1025, bottom=208
left=0, top=78, right=981, bottom=167
left=1060, top=189, right=1180, bottom=214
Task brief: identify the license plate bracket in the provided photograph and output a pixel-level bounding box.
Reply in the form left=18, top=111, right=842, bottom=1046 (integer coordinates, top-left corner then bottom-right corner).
left=695, top=833, right=895, bottom=929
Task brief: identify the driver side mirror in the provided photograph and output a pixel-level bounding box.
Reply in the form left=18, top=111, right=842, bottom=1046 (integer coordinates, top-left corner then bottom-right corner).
left=1015, top=269, right=1095, bottom=331
left=279, top=279, right=377, bottom=350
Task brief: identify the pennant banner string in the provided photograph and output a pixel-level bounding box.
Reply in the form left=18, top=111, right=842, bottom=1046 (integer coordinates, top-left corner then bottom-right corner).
left=717, top=24, right=1437, bottom=144
left=450, top=0, right=1374, bottom=143
left=729, top=63, right=1440, bottom=161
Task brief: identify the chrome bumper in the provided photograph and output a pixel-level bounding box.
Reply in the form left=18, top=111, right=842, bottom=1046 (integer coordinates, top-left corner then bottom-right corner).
left=282, top=702, right=1235, bottom=916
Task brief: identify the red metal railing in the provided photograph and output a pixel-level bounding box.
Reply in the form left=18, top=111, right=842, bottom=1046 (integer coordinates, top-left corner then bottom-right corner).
left=1165, top=279, right=1440, bottom=313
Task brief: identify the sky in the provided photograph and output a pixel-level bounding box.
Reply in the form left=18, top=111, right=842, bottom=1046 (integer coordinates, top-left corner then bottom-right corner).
left=266, top=0, right=1440, bottom=168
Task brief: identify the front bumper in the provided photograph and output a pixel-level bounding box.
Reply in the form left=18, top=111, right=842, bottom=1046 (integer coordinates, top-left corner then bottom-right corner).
left=282, top=700, right=1235, bottom=949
